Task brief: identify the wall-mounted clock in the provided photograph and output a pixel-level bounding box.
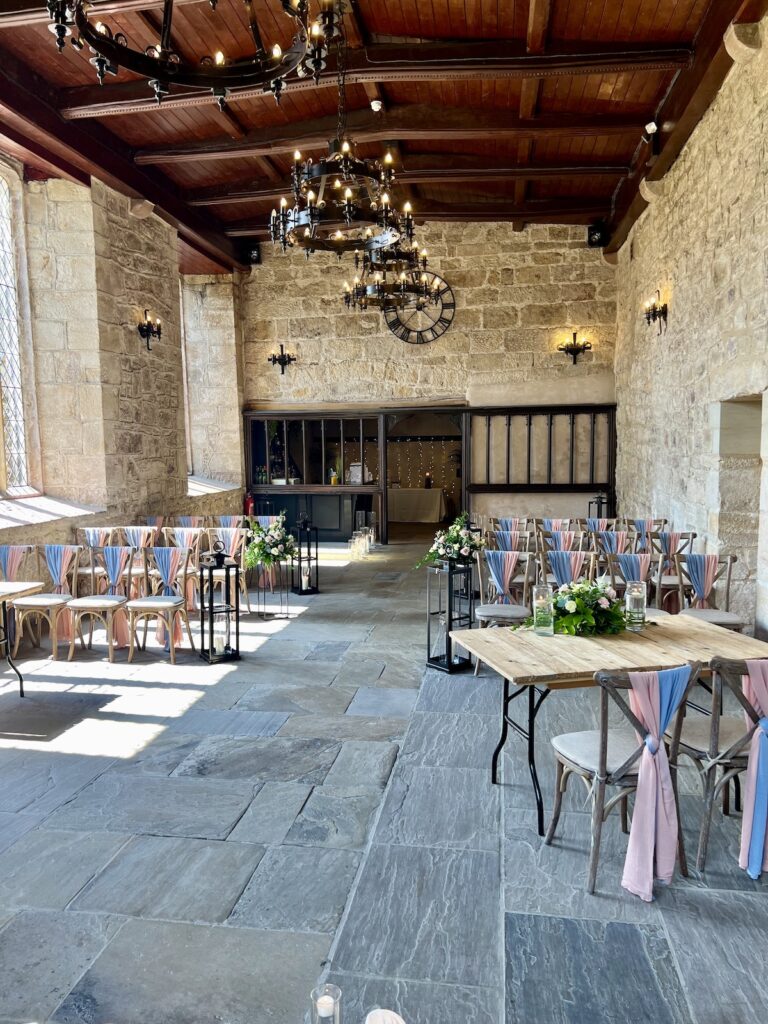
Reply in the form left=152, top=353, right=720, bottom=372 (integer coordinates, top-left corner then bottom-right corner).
left=383, top=272, right=455, bottom=345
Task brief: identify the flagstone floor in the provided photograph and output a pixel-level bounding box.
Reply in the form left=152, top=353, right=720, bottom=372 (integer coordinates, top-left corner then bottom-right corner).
left=0, top=539, right=765, bottom=1023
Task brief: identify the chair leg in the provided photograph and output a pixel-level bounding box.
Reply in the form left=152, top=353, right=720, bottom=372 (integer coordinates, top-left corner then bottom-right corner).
left=544, top=758, right=566, bottom=845
left=106, top=614, right=115, bottom=664
left=722, top=773, right=730, bottom=817
left=670, top=757, right=688, bottom=878
left=128, top=613, right=137, bottom=663
left=620, top=795, right=629, bottom=835
left=696, top=767, right=718, bottom=872
left=168, top=614, right=176, bottom=665
left=183, top=612, right=195, bottom=652
left=587, top=778, right=606, bottom=894
left=68, top=614, right=78, bottom=661
left=12, top=612, right=23, bottom=659
left=50, top=612, right=58, bottom=661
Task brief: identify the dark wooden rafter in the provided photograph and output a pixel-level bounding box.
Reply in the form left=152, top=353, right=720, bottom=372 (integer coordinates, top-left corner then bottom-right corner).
left=515, top=0, right=553, bottom=207
left=605, top=0, right=768, bottom=251
left=135, top=106, right=644, bottom=164
left=225, top=200, right=607, bottom=237
left=56, top=41, right=694, bottom=120
left=185, top=159, right=630, bottom=208
left=0, top=0, right=206, bottom=27
left=0, top=49, right=246, bottom=269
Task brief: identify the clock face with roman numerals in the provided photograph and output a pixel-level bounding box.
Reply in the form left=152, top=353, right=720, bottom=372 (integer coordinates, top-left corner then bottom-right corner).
left=382, top=273, right=455, bottom=345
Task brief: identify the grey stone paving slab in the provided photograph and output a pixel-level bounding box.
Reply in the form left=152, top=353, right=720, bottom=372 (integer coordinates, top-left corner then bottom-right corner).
left=345, top=686, right=418, bottom=718
left=229, top=845, right=360, bottom=933
left=285, top=785, right=382, bottom=850
left=375, top=766, right=499, bottom=852
left=173, top=736, right=341, bottom=784
left=505, top=912, right=693, bottom=1024
left=669, top=794, right=762, bottom=892
left=52, top=918, right=330, bottom=1024
left=166, top=708, right=289, bottom=737
left=227, top=781, right=311, bottom=844
left=237, top=658, right=340, bottom=687
left=305, top=641, right=352, bottom=660
left=0, top=909, right=123, bottom=1022
left=235, top=681, right=355, bottom=716
left=278, top=713, right=408, bottom=742
left=0, top=750, right=115, bottom=815
left=0, top=689, right=115, bottom=743
left=111, top=732, right=204, bottom=776
left=332, top=658, right=386, bottom=687
left=0, top=810, right=42, bottom=855
left=326, top=972, right=500, bottom=1024
left=45, top=773, right=256, bottom=839
left=399, top=712, right=498, bottom=769
left=190, top=678, right=256, bottom=710
left=0, top=829, right=128, bottom=910
left=415, top=672, right=499, bottom=715
left=503, top=810, right=659, bottom=923
left=71, top=835, right=265, bottom=923
left=660, top=888, right=768, bottom=1024
left=323, top=741, right=399, bottom=790
left=333, top=843, right=500, bottom=988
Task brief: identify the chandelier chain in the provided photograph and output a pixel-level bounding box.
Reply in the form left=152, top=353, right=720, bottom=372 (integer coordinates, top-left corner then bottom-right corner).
left=336, top=11, right=348, bottom=143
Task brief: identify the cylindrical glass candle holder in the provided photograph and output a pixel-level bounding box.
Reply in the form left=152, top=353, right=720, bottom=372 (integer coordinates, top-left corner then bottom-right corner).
left=311, top=983, right=341, bottom=1024
left=625, top=580, right=647, bottom=632
left=533, top=584, right=554, bottom=635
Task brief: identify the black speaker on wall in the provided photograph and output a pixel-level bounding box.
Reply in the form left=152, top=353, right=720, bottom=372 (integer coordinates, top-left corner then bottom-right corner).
left=587, top=222, right=609, bottom=248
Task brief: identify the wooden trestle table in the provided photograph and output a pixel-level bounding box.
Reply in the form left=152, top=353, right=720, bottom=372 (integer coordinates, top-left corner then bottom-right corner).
left=0, top=581, right=44, bottom=697
left=450, top=615, right=768, bottom=836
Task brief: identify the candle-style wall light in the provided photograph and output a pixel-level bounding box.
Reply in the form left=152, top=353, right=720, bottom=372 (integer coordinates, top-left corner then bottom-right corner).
left=267, top=343, right=297, bottom=374
left=137, top=309, right=161, bottom=351
left=643, top=289, right=668, bottom=334
left=558, top=331, right=592, bottom=364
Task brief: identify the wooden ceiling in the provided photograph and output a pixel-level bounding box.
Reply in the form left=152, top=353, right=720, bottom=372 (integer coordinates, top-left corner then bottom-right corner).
left=0, top=0, right=764, bottom=272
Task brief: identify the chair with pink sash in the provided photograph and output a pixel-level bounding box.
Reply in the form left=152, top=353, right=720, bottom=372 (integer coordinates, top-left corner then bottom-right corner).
left=491, top=516, right=530, bottom=533
left=629, top=517, right=667, bottom=552
left=650, top=530, right=696, bottom=610
left=493, top=530, right=533, bottom=552
left=206, top=527, right=250, bottom=612
left=67, top=546, right=133, bottom=662
left=677, top=658, right=768, bottom=874
left=12, top=545, right=81, bottom=660
left=540, top=549, right=594, bottom=588
left=538, top=529, right=586, bottom=553
left=75, top=528, right=114, bottom=596
left=162, top=527, right=203, bottom=611
left=0, top=544, right=33, bottom=647
left=675, top=553, right=743, bottom=631
left=143, top=516, right=165, bottom=543
left=545, top=662, right=699, bottom=897
left=126, top=547, right=195, bottom=664
left=176, top=515, right=205, bottom=529
left=215, top=514, right=245, bottom=528
left=253, top=515, right=279, bottom=529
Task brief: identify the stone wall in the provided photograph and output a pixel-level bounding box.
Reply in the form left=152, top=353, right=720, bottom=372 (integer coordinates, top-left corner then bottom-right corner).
left=613, top=17, right=768, bottom=630
left=241, top=222, right=617, bottom=407
left=181, top=273, right=245, bottom=485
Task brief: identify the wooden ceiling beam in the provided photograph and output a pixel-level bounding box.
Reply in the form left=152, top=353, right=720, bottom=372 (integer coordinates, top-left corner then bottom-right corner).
left=186, top=161, right=629, bottom=207
left=58, top=42, right=693, bottom=119
left=604, top=0, right=768, bottom=252
left=135, top=106, right=643, bottom=164
left=516, top=0, right=553, bottom=206
left=224, top=200, right=607, bottom=236
left=0, top=50, right=247, bottom=269
left=0, top=0, right=206, bottom=27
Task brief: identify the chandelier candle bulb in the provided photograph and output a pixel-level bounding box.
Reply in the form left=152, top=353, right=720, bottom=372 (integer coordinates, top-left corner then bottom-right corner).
left=272, top=44, right=282, bottom=59
left=214, top=50, right=225, bottom=65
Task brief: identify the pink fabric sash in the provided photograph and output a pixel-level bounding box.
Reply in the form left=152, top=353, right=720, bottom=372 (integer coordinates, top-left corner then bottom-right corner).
left=0, top=545, right=29, bottom=581
left=155, top=547, right=184, bottom=648
left=551, top=531, right=575, bottom=551
left=51, top=547, right=76, bottom=642
left=689, top=553, right=718, bottom=608
left=621, top=668, right=688, bottom=901
left=739, top=660, right=768, bottom=877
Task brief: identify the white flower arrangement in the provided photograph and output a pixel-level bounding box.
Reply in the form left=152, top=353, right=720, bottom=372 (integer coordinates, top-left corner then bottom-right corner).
left=245, top=512, right=297, bottom=569
left=416, top=512, right=486, bottom=568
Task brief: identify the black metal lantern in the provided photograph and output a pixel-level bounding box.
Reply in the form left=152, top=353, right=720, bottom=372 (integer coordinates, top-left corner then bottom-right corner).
left=588, top=491, right=610, bottom=518
left=426, top=561, right=474, bottom=673
left=291, top=523, right=319, bottom=595
left=199, top=541, right=240, bottom=663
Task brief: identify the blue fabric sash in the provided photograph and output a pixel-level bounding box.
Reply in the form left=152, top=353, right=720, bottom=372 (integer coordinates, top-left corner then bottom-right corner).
left=498, top=517, right=515, bottom=531
left=124, top=527, right=144, bottom=549
left=103, top=546, right=125, bottom=595
left=485, top=550, right=510, bottom=603
left=685, top=553, right=709, bottom=601
left=748, top=719, right=768, bottom=880
left=599, top=530, right=619, bottom=553
left=618, top=553, right=642, bottom=582
left=549, top=551, right=575, bottom=587
left=634, top=519, right=649, bottom=551
left=178, top=516, right=194, bottom=528
left=494, top=531, right=514, bottom=551
left=656, top=666, right=690, bottom=743
left=45, top=544, right=69, bottom=592
left=586, top=518, right=602, bottom=532
left=153, top=547, right=176, bottom=597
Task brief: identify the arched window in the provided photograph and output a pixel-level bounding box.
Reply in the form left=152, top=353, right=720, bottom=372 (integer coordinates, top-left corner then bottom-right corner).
left=0, top=175, right=28, bottom=489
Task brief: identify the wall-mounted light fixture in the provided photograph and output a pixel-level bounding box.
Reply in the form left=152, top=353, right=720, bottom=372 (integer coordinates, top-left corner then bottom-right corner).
left=267, top=343, right=297, bottom=374
left=137, top=309, right=161, bottom=351
left=643, top=290, right=668, bottom=334
left=558, top=331, right=592, bottom=365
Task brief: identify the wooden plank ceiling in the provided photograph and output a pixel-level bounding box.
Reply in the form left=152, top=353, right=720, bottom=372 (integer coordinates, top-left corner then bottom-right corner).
left=0, top=0, right=763, bottom=271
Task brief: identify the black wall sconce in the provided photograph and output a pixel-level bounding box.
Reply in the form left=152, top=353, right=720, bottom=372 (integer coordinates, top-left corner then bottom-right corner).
left=558, top=331, right=592, bottom=364
left=137, top=309, right=161, bottom=351
left=643, top=290, right=668, bottom=334
left=267, top=343, right=297, bottom=374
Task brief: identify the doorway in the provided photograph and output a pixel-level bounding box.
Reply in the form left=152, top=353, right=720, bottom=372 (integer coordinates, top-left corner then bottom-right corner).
left=385, top=411, right=463, bottom=541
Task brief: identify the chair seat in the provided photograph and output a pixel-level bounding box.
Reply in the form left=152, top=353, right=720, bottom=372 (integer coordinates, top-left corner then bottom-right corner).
left=127, top=596, right=184, bottom=611
left=674, top=716, right=748, bottom=757
left=68, top=595, right=127, bottom=610
left=552, top=729, right=640, bottom=776
left=645, top=607, right=671, bottom=619
left=77, top=566, right=107, bottom=575
left=659, top=574, right=681, bottom=587
left=476, top=603, right=529, bottom=622
left=13, top=594, right=71, bottom=609
left=680, top=607, right=744, bottom=630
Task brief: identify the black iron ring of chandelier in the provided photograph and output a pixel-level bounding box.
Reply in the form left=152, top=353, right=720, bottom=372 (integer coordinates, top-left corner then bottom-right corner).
left=270, top=190, right=414, bottom=254
left=47, top=1, right=310, bottom=106
left=354, top=241, right=430, bottom=277
left=342, top=268, right=441, bottom=312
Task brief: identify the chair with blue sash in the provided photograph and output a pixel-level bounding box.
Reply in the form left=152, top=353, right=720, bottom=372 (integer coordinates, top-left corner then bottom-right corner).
left=176, top=515, right=205, bottom=529
left=650, top=530, right=696, bottom=610
left=627, top=517, right=667, bottom=552
left=545, top=662, right=699, bottom=897
left=675, top=553, right=743, bottom=631
left=215, top=515, right=245, bottom=528
left=66, top=546, right=133, bottom=662
left=493, top=530, right=533, bottom=552
left=537, top=530, right=586, bottom=554
left=684, top=658, right=768, bottom=874
left=126, top=547, right=194, bottom=664
left=75, top=528, right=114, bottom=596
left=12, top=545, right=81, bottom=660
left=539, top=549, right=594, bottom=588
left=606, top=552, right=669, bottom=621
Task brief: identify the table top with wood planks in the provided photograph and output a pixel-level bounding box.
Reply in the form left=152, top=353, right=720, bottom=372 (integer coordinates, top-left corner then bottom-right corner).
left=0, top=582, right=44, bottom=603
left=451, top=615, right=768, bottom=688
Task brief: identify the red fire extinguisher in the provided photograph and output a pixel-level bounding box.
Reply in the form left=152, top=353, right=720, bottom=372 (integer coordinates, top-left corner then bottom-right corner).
left=244, top=491, right=255, bottom=517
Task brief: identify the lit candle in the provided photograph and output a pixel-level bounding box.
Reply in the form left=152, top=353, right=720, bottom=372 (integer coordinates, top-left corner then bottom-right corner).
left=272, top=43, right=282, bottom=59
left=316, top=996, right=335, bottom=1018
left=213, top=636, right=225, bottom=655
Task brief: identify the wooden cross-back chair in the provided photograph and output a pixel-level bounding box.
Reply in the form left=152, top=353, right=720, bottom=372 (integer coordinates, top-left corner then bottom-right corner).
left=74, top=527, right=114, bottom=596
left=67, top=546, right=134, bottom=662
left=538, top=549, right=594, bottom=588
left=489, top=516, right=531, bottom=533
left=12, top=545, right=81, bottom=661
left=677, top=657, right=767, bottom=872
left=675, top=553, right=743, bottom=631
left=491, top=529, right=535, bottom=552
left=650, top=530, right=697, bottom=609
left=627, top=518, right=668, bottom=552
left=175, top=515, right=206, bottom=529
left=536, top=529, right=587, bottom=554
left=126, top=547, right=195, bottom=664
left=545, top=662, right=701, bottom=895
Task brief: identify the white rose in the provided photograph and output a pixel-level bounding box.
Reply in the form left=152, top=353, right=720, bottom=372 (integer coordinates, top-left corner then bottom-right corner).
left=565, top=600, right=577, bottom=613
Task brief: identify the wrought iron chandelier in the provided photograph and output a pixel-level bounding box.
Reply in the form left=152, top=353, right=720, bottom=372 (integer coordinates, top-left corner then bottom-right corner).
left=269, top=6, right=412, bottom=256
left=46, top=1, right=310, bottom=107
left=341, top=243, right=437, bottom=312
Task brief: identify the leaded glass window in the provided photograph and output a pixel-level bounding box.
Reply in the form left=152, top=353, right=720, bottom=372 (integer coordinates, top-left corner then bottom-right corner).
left=0, top=176, right=27, bottom=488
